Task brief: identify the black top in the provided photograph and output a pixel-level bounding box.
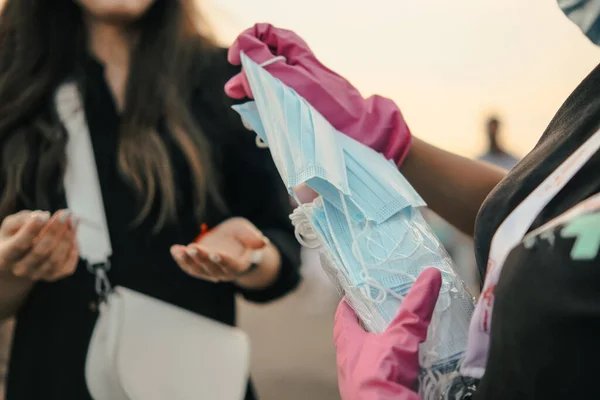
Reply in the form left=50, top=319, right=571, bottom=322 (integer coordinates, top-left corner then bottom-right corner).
left=471, top=63, right=600, bottom=399
left=5, top=49, right=301, bottom=400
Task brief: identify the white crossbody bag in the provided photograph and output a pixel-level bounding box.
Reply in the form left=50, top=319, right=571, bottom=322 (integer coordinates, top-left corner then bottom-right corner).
left=55, top=82, right=251, bottom=400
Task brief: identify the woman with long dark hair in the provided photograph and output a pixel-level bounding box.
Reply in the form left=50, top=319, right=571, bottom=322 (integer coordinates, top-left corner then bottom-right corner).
left=0, top=1, right=301, bottom=399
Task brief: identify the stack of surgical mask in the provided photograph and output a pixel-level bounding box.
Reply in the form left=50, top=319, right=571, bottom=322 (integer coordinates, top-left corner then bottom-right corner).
left=233, top=53, right=475, bottom=400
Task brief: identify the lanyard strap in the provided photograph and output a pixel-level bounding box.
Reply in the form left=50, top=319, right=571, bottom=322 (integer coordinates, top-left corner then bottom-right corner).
left=55, top=83, right=113, bottom=297
left=461, top=126, right=600, bottom=378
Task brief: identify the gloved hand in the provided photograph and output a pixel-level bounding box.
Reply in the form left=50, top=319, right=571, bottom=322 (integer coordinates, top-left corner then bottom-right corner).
left=334, top=268, right=442, bottom=400
left=225, top=23, right=413, bottom=166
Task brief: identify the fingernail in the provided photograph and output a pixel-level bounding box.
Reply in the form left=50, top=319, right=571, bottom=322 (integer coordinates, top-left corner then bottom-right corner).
left=187, top=248, right=198, bottom=257
left=170, top=248, right=185, bottom=261
left=262, top=235, right=270, bottom=245
left=32, top=211, right=50, bottom=223
left=209, top=253, right=221, bottom=263
left=59, top=211, right=71, bottom=223
left=241, top=117, right=254, bottom=132
left=70, top=216, right=81, bottom=230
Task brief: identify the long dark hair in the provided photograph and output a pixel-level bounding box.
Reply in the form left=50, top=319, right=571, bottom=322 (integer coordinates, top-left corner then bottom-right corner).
left=0, top=0, right=224, bottom=229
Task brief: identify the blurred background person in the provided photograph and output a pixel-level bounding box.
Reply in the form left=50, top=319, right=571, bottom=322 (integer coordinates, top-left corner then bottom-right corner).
left=478, top=116, right=520, bottom=170
left=0, top=1, right=300, bottom=400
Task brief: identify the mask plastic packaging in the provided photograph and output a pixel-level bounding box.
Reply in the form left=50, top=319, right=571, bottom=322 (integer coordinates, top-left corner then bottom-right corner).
left=292, top=199, right=474, bottom=399
left=234, top=54, right=475, bottom=400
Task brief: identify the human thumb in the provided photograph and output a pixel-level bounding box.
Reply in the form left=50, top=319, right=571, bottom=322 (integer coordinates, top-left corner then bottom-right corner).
left=382, top=268, right=442, bottom=387
left=385, top=267, right=442, bottom=338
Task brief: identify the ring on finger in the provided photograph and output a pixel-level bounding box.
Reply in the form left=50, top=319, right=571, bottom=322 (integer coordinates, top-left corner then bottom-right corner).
left=237, top=249, right=264, bottom=277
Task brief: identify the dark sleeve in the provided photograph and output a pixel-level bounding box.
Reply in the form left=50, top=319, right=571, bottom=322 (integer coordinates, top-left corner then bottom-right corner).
left=473, top=210, right=600, bottom=400
left=206, top=49, right=301, bottom=303
left=223, top=125, right=302, bottom=303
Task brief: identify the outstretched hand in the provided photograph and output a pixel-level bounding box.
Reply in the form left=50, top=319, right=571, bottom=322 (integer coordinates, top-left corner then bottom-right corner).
left=0, top=210, right=79, bottom=282
left=171, top=217, right=269, bottom=283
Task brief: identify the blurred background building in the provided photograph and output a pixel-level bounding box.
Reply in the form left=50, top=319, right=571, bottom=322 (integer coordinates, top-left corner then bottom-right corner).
left=1, top=0, right=600, bottom=399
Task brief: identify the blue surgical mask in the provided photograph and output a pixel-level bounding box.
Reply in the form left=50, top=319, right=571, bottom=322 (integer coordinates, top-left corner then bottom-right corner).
left=559, top=0, right=600, bottom=44
left=305, top=178, right=364, bottom=221
left=236, top=53, right=351, bottom=195
left=339, top=133, right=426, bottom=223
left=304, top=143, right=426, bottom=224
left=232, top=101, right=269, bottom=147
left=232, top=101, right=360, bottom=218
left=236, top=53, right=474, bottom=397
left=232, top=89, right=295, bottom=188
left=233, top=72, right=425, bottom=224
left=305, top=195, right=473, bottom=370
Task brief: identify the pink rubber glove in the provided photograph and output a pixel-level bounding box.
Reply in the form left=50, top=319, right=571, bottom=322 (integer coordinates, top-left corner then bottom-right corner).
left=334, top=268, right=442, bottom=400
left=225, top=23, right=413, bottom=166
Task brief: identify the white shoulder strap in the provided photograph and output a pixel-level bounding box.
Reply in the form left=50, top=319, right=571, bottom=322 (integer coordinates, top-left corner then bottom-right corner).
left=54, top=82, right=113, bottom=266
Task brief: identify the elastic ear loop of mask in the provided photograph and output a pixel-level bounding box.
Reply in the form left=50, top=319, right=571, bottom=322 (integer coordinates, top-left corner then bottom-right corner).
left=255, top=136, right=269, bottom=148
left=286, top=144, right=451, bottom=369
left=242, top=55, right=287, bottom=149
left=342, top=193, right=418, bottom=298
left=338, top=191, right=415, bottom=305
left=352, top=210, right=455, bottom=314
left=239, top=117, right=270, bottom=149
left=290, top=194, right=321, bottom=248
left=342, top=192, right=453, bottom=380
left=352, top=217, right=420, bottom=267
left=249, top=65, right=281, bottom=164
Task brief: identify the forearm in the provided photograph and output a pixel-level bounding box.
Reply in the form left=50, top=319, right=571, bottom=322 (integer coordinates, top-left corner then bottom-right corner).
left=0, top=271, right=32, bottom=321
left=401, top=137, right=506, bottom=236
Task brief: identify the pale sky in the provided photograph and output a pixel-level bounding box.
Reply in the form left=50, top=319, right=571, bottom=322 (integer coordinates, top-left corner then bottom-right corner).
left=203, top=0, right=600, bottom=157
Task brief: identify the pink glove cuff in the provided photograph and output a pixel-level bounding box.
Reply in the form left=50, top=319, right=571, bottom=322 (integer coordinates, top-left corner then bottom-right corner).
left=360, top=95, right=413, bottom=166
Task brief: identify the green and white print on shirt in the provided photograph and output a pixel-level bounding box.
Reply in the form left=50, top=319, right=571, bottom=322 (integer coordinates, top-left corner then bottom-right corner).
left=560, top=211, right=600, bottom=261
left=522, top=203, right=600, bottom=262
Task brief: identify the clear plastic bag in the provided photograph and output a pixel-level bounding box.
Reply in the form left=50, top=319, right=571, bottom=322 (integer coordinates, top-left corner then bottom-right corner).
left=291, top=197, right=475, bottom=400
left=230, top=53, right=475, bottom=398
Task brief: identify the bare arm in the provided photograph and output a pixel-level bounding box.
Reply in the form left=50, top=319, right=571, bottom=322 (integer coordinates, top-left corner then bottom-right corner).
left=0, top=272, right=33, bottom=321
left=0, top=212, right=39, bottom=320
left=400, top=137, right=507, bottom=236
left=0, top=210, right=79, bottom=321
